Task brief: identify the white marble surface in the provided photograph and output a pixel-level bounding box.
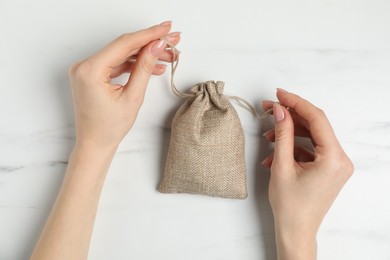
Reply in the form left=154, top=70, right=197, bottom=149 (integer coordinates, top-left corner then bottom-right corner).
left=1, top=0, right=390, bottom=259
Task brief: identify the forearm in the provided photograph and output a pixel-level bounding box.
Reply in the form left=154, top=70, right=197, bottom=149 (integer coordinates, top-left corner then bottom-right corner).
left=274, top=222, right=317, bottom=260
left=31, top=143, right=117, bottom=260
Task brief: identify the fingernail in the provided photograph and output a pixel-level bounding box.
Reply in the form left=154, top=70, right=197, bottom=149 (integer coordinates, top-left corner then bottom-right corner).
left=262, top=100, right=274, bottom=105
left=273, top=103, right=285, bottom=122
left=165, top=31, right=181, bottom=41
left=262, top=100, right=274, bottom=109
left=277, top=88, right=288, bottom=93
left=150, top=39, right=166, bottom=57
left=159, top=21, right=172, bottom=26
left=262, top=129, right=274, bottom=137
left=261, top=157, right=269, bottom=166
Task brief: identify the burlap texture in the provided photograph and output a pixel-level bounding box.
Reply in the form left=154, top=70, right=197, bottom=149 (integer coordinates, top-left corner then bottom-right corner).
left=159, top=81, right=247, bottom=199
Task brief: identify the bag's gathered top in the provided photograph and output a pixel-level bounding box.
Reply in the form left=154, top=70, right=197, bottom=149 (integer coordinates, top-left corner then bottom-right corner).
left=158, top=37, right=273, bottom=199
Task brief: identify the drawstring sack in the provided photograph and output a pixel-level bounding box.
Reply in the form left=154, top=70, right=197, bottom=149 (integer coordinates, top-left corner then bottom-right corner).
left=158, top=37, right=272, bottom=199
left=159, top=80, right=248, bottom=199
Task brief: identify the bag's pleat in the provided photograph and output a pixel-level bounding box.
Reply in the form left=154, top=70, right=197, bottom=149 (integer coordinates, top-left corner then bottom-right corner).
left=159, top=81, right=247, bottom=199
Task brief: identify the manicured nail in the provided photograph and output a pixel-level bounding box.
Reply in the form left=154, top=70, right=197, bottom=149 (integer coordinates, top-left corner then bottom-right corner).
left=262, top=100, right=274, bottom=108
left=165, top=31, right=181, bottom=41
left=273, top=103, right=285, bottom=122
left=159, top=21, right=172, bottom=26
left=150, top=39, right=166, bottom=57
left=262, top=129, right=274, bottom=137
left=262, top=100, right=274, bottom=104
left=261, top=157, right=270, bottom=166
left=277, top=88, right=288, bottom=93
left=156, top=64, right=167, bottom=68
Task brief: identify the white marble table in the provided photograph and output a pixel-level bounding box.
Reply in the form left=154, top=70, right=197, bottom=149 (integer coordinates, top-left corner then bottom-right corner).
left=1, top=0, right=390, bottom=259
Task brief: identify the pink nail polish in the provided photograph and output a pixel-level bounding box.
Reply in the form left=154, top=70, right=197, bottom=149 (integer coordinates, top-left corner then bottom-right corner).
left=159, top=21, right=172, bottom=26
left=165, top=31, right=181, bottom=40
left=155, top=64, right=167, bottom=70
left=150, top=39, right=166, bottom=57
left=164, top=32, right=181, bottom=44
left=262, top=129, right=274, bottom=137
left=262, top=100, right=275, bottom=108
left=261, top=157, right=269, bottom=166
left=273, top=103, right=285, bottom=122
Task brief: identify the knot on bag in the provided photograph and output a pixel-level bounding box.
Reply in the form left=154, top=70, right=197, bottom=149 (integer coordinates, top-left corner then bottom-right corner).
left=191, top=81, right=229, bottom=111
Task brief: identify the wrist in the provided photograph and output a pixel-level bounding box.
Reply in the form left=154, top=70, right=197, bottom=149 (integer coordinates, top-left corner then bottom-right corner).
left=68, top=141, right=118, bottom=179
left=74, top=139, right=119, bottom=157
left=274, top=222, right=318, bottom=260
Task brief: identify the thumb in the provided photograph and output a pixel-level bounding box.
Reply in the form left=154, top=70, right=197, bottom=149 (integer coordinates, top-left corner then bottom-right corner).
left=125, top=38, right=166, bottom=102
left=272, top=102, right=295, bottom=169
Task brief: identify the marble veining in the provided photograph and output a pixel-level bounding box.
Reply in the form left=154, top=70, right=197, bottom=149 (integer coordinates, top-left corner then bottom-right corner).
left=1, top=0, right=390, bottom=259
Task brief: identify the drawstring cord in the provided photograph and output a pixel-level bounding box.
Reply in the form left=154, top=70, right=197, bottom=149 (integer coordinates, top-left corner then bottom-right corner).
left=161, top=36, right=273, bottom=118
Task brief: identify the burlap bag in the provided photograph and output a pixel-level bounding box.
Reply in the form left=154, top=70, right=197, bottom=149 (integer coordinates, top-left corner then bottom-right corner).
left=159, top=80, right=247, bottom=199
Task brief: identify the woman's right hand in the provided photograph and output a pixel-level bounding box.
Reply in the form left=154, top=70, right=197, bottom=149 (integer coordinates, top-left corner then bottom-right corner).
left=68, top=21, right=180, bottom=151
left=262, top=89, right=354, bottom=260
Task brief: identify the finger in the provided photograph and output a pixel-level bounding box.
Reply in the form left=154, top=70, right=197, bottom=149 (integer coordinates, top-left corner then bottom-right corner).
left=263, top=129, right=275, bottom=141
left=110, top=61, right=135, bottom=78
left=294, top=125, right=311, bottom=138
left=276, top=89, right=340, bottom=153
left=286, top=111, right=314, bottom=144
left=261, top=152, right=274, bottom=168
left=89, top=21, right=172, bottom=72
left=271, top=103, right=295, bottom=172
left=159, top=32, right=181, bottom=62
left=109, top=31, right=181, bottom=79
left=125, top=50, right=175, bottom=65
left=290, top=110, right=310, bottom=130
left=265, top=125, right=315, bottom=147
left=158, top=50, right=178, bottom=62
left=110, top=62, right=167, bottom=78
left=152, top=64, right=167, bottom=75
left=294, top=146, right=315, bottom=162
left=262, top=146, right=315, bottom=169
left=262, top=100, right=274, bottom=111
left=263, top=101, right=311, bottom=140
left=128, top=33, right=181, bottom=63
left=123, top=38, right=166, bottom=103
left=123, top=31, right=180, bottom=95
left=263, top=124, right=311, bottom=142
left=263, top=100, right=307, bottom=129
